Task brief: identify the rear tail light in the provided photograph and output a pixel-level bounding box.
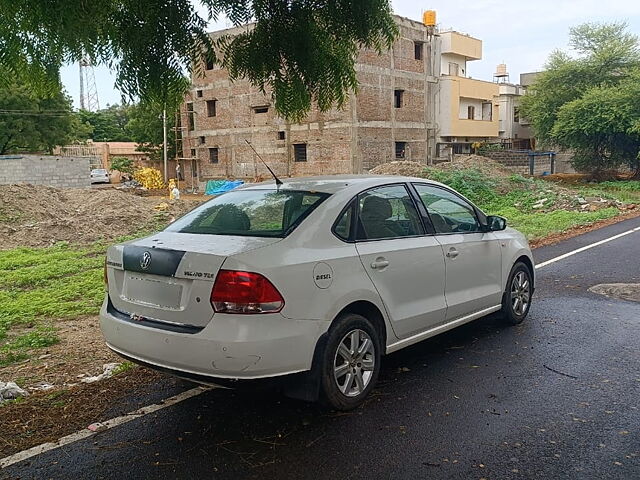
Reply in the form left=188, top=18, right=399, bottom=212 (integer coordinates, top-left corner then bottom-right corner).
left=211, top=270, right=284, bottom=314
left=104, top=257, right=109, bottom=289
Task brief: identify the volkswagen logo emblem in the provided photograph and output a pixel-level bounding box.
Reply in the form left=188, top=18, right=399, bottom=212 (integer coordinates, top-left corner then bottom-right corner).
left=140, top=251, right=152, bottom=270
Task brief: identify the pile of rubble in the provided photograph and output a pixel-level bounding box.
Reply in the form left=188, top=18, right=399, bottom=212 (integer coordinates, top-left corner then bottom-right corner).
left=0, top=184, right=204, bottom=249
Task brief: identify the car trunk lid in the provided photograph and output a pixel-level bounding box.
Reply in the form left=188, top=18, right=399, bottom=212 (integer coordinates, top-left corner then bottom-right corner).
left=106, top=233, right=281, bottom=328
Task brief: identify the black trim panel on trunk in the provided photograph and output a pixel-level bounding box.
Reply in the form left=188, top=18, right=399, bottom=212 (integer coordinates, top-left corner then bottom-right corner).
left=107, top=296, right=204, bottom=334
left=122, top=245, right=186, bottom=277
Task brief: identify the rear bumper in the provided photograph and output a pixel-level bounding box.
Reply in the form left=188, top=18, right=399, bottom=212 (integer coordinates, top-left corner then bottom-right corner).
left=99, top=297, right=330, bottom=380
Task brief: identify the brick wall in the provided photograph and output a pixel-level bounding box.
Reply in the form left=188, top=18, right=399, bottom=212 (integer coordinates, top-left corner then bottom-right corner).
left=0, top=155, right=91, bottom=188
left=480, top=151, right=554, bottom=176
left=181, top=15, right=436, bottom=181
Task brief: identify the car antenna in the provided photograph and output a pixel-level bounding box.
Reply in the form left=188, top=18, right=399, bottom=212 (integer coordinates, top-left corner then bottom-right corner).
left=245, top=139, right=283, bottom=187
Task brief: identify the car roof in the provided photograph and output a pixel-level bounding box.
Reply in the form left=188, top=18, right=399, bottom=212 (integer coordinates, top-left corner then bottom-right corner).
left=239, top=174, right=441, bottom=194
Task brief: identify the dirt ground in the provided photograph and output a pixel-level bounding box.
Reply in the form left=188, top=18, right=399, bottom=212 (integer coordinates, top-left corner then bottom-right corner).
left=0, top=366, right=170, bottom=457
left=1, top=316, right=119, bottom=390
left=370, top=155, right=512, bottom=178
left=0, top=185, right=205, bottom=249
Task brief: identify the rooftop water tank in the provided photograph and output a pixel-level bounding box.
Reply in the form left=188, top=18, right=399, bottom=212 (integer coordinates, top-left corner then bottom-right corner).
left=423, top=10, right=436, bottom=27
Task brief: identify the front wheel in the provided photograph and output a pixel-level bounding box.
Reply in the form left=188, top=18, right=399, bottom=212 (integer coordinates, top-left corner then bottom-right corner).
left=320, top=313, right=381, bottom=411
left=501, top=262, right=533, bottom=325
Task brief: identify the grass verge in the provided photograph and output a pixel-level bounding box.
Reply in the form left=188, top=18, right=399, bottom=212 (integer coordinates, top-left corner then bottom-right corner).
left=424, top=168, right=633, bottom=240
left=0, top=242, right=105, bottom=367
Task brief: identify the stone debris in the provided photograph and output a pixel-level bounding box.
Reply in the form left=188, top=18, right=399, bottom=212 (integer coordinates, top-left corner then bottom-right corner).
left=80, top=363, right=121, bottom=384
left=0, top=381, right=28, bottom=403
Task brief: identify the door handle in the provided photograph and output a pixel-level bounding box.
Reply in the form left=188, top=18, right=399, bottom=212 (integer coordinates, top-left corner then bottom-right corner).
left=446, top=248, right=459, bottom=259
left=370, top=258, right=390, bottom=269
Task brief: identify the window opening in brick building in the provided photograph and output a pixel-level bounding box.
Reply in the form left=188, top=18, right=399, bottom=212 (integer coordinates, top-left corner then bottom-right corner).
left=293, top=143, right=307, bottom=162
left=205, top=56, right=214, bottom=70
left=196, top=90, right=203, bottom=98
left=395, top=142, right=406, bottom=159
left=278, top=131, right=285, bottom=140
left=190, top=148, right=196, bottom=158
left=253, top=106, right=269, bottom=114
left=394, top=90, right=404, bottom=108
left=206, top=99, right=217, bottom=117
left=199, top=136, right=205, bottom=145
left=209, top=147, right=219, bottom=164
left=414, top=42, right=423, bottom=60
left=186, top=103, right=194, bottom=130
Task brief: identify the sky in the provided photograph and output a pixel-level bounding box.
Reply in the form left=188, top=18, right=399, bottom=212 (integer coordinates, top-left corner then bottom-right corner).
left=60, top=0, right=640, bottom=109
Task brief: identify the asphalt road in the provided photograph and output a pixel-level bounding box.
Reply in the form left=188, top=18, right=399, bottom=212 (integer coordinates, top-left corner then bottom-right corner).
left=3, top=218, right=640, bottom=480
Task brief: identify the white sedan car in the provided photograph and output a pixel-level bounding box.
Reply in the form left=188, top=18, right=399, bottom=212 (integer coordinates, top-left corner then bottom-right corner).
left=90, top=168, right=110, bottom=184
left=101, top=175, right=534, bottom=410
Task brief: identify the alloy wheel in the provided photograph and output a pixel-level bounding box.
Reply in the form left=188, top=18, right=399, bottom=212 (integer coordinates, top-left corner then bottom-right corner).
left=333, top=329, right=376, bottom=397
left=511, top=271, right=531, bottom=316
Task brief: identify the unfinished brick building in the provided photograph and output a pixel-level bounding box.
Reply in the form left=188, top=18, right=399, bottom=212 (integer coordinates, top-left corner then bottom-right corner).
left=179, top=15, right=442, bottom=187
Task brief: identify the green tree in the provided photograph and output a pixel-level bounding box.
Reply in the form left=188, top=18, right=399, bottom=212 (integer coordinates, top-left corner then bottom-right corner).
left=521, top=22, right=640, bottom=175
left=551, top=72, right=640, bottom=176
left=78, top=104, right=134, bottom=142
left=0, top=82, right=74, bottom=155
left=0, top=1, right=396, bottom=120
left=110, top=156, right=134, bottom=174
left=126, top=102, right=178, bottom=162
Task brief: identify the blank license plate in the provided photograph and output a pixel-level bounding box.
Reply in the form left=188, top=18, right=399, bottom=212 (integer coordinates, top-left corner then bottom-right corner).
left=124, top=274, right=183, bottom=309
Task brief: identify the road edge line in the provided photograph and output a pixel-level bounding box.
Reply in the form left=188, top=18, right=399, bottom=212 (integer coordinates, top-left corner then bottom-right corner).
left=0, top=386, right=211, bottom=469
left=535, top=226, right=640, bottom=269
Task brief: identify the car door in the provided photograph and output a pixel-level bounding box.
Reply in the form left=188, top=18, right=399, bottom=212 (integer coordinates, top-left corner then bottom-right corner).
left=412, top=183, right=503, bottom=321
left=351, top=184, right=447, bottom=339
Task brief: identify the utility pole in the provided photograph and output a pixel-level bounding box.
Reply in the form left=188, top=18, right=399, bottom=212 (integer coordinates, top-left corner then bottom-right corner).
left=163, top=107, right=168, bottom=183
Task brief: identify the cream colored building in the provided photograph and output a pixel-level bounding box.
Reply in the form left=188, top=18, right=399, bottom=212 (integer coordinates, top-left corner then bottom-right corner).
left=436, top=31, right=500, bottom=157
left=497, top=82, right=533, bottom=149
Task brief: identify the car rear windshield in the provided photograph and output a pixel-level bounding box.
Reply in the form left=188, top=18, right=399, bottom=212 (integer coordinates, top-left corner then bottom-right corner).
left=165, top=189, right=330, bottom=237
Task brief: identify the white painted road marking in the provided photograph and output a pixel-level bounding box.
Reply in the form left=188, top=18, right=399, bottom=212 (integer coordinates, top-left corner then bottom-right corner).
left=0, top=386, right=212, bottom=469
left=2, top=222, right=640, bottom=469
left=535, top=226, right=640, bottom=269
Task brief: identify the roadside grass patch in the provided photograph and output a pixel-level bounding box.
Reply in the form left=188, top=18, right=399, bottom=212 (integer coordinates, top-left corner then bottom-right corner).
left=422, top=167, right=629, bottom=240
left=0, top=243, right=105, bottom=366
left=577, top=180, right=640, bottom=204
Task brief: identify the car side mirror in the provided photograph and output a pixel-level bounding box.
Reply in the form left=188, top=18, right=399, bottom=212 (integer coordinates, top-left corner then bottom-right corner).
left=486, top=215, right=507, bottom=231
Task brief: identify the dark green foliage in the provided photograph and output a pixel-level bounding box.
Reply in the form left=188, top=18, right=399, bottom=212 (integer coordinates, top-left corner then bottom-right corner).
left=110, top=156, right=134, bottom=174
left=0, top=82, right=74, bottom=154
left=520, top=22, right=640, bottom=176
left=125, top=101, right=178, bottom=162
left=0, top=0, right=397, bottom=120
left=77, top=104, right=134, bottom=142
left=423, top=168, right=498, bottom=204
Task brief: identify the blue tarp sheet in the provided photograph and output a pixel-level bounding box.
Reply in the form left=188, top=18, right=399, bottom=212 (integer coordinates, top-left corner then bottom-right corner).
left=204, top=179, right=244, bottom=195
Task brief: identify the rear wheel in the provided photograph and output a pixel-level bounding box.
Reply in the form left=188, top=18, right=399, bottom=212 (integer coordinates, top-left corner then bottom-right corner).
left=320, top=313, right=380, bottom=410
left=501, top=262, right=533, bottom=325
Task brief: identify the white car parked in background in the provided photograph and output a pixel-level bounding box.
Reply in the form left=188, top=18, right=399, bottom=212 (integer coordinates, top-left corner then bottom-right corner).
left=90, top=168, right=110, bottom=184
left=101, top=175, right=534, bottom=410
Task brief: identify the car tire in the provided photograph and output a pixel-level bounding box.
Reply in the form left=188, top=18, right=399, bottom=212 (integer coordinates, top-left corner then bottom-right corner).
left=501, top=262, right=533, bottom=325
left=319, top=313, right=381, bottom=411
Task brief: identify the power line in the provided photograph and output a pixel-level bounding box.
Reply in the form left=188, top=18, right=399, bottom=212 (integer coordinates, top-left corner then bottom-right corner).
left=0, top=110, right=72, bottom=116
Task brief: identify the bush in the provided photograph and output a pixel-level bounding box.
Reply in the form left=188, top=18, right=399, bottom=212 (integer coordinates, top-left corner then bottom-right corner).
left=110, top=156, right=134, bottom=175
left=424, top=168, right=498, bottom=204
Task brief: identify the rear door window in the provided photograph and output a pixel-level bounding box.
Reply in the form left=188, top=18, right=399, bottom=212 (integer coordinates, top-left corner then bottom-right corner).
left=356, top=185, right=424, bottom=241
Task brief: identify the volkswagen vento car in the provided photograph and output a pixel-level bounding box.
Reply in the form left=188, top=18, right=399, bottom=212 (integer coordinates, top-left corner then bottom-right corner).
left=100, top=175, right=534, bottom=410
